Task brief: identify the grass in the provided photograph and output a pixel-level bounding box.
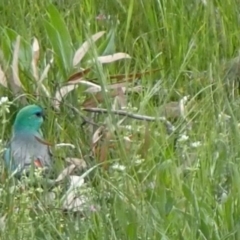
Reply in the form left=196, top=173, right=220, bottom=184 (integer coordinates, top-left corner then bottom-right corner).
left=0, top=0, right=240, bottom=239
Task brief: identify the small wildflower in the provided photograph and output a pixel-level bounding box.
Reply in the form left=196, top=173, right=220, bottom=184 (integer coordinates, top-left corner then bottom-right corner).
left=190, top=141, right=202, bottom=148
left=219, top=191, right=228, bottom=204
left=111, top=163, right=126, bottom=171
left=218, top=112, right=231, bottom=122
left=0, top=97, right=9, bottom=105
left=89, top=205, right=99, bottom=212
left=134, top=159, right=144, bottom=165
left=148, top=181, right=156, bottom=189
left=0, top=97, right=12, bottom=117
left=178, top=134, right=189, bottom=142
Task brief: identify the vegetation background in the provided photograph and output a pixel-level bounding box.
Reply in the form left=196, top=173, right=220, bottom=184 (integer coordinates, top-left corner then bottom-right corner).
left=0, top=0, right=240, bottom=239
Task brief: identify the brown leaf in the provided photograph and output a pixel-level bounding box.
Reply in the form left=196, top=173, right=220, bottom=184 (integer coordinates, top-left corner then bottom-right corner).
left=0, top=65, right=7, bottom=88
left=67, top=68, right=91, bottom=82
left=94, top=53, right=131, bottom=64
left=98, top=131, right=112, bottom=170
left=65, top=158, right=87, bottom=170
left=31, top=37, right=40, bottom=81
left=89, top=68, right=162, bottom=82
left=11, top=35, right=23, bottom=92
left=82, top=89, right=124, bottom=108
left=127, top=85, right=143, bottom=93
left=96, top=13, right=108, bottom=21
left=84, top=82, right=143, bottom=94
left=72, top=31, right=106, bottom=67
left=159, top=96, right=189, bottom=120
left=91, top=126, right=105, bottom=149
left=116, top=87, right=127, bottom=108
left=55, top=164, right=76, bottom=183
left=53, top=85, right=79, bottom=109
left=112, top=87, right=127, bottom=110
left=160, top=101, right=181, bottom=120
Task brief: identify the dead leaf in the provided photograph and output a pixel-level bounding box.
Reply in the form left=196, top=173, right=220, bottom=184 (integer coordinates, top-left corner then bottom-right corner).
left=65, top=158, right=87, bottom=170
left=55, top=164, right=76, bottom=183
left=89, top=68, right=162, bottom=82
left=11, top=35, right=23, bottom=91
left=98, top=131, right=111, bottom=170
left=159, top=96, right=190, bottom=120
left=92, top=129, right=113, bottom=170
left=94, top=53, right=131, bottom=64
left=31, top=37, right=40, bottom=81
left=0, top=65, right=7, bottom=87
left=67, top=68, right=91, bottom=82
left=127, top=85, right=143, bottom=93
left=35, top=56, right=53, bottom=97
left=114, top=87, right=127, bottom=109
left=179, top=96, right=190, bottom=118
left=82, top=89, right=125, bottom=108
left=62, top=192, right=88, bottom=212
left=53, top=85, right=79, bottom=109
left=84, top=85, right=103, bottom=94
left=42, top=191, right=56, bottom=203
left=39, top=57, right=54, bottom=83
left=98, top=133, right=111, bottom=170
left=72, top=31, right=106, bottom=67
left=158, top=102, right=181, bottom=120
left=0, top=214, right=6, bottom=231
left=96, top=13, right=108, bottom=21
left=68, top=79, right=101, bottom=91
left=85, top=81, right=130, bottom=94
left=55, top=143, right=75, bottom=149
left=69, top=175, right=85, bottom=188
left=91, top=126, right=105, bottom=148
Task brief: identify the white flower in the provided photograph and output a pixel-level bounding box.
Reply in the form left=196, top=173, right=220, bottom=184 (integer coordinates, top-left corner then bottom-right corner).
left=190, top=141, right=202, bottom=148
left=134, top=159, right=144, bottom=165
left=218, top=112, right=231, bottom=122
left=0, top=97, right=12, bottom=116
left=178, top=134, right=189, bottom=142
left=0, top=97, right=9, bottom=105
left=111, top=163, right=126, bottom=171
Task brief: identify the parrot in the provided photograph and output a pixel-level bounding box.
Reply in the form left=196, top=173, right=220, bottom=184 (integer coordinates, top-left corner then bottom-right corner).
left=3, top=105, right=52, bottom=177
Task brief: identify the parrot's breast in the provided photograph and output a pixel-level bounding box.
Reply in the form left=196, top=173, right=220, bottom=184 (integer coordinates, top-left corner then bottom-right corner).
left=8, top=132, right=51, bottom=172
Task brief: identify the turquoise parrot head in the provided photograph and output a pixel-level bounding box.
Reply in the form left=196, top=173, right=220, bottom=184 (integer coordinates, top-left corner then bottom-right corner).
left=13, top=104, right=44, bottom=133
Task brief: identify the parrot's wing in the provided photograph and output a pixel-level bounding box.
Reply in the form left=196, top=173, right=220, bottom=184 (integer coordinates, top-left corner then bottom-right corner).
left=34, top=135, right=53, bottom=157
left=3, top=143, right=20, bottom=172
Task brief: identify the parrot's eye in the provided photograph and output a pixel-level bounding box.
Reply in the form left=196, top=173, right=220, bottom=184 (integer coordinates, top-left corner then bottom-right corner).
left=35, top=112, right=43, bottom=117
